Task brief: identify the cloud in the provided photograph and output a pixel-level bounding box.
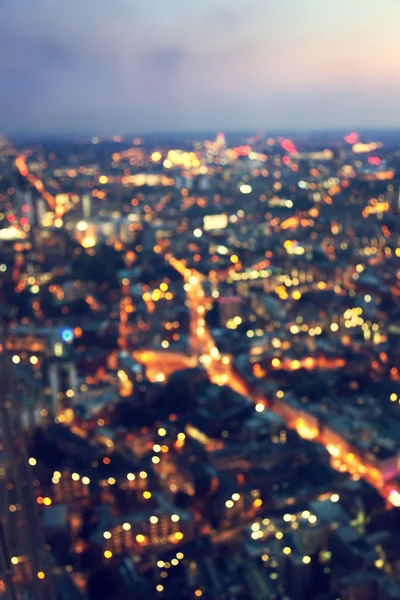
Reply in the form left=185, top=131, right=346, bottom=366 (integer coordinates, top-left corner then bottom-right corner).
left=0, top=0, right=400, bottom=134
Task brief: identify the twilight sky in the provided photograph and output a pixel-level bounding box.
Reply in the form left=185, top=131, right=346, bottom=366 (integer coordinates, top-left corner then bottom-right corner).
left=1, top=0, right=400, bottom=135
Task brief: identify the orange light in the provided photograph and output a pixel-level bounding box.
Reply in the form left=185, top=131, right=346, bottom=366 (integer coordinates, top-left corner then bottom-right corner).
left=253, top=499, right=263, bottom=508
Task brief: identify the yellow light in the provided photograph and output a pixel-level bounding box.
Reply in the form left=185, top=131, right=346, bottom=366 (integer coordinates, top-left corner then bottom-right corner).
left=143, top=491, right=152, bottom=499
left=82, top=477, right=90, bottom=485
left=77, top=221, right=88, bottom=232
left=12, top=355, right=20, bottom=364
left=390, top=393, right=398, bottom=402
left=82, top=236, right=96, bottom=249
left=152, top=456, right=160, bottom=464
left=28, top=457, right=37, bottom=466
left=177, top=433, right=185, bottom=441
left=275, top=532, right=283, bottom=540
left=123, top=522, right=131, bottom=531
left=155, top=373, right=165, bottom=383
left=156, top=585, right=164, bottom=592
left=292, top=291, right=301, bottom=300
left=283, top=547, right=291, bottom=555
left=253, top=498, right=263, bottom=508
left=151, top=151, right=162, bottom=162
left=272, top=358, right=281, bottom=368
left=283, top=514, right=292, bottom=522
left=303, top=556, right=311, bottom=564
left=230, top=254, right=239, bottom=264
left=136, top=534, right=145, bottom=543
left=104, top=551, right=113, bottom=559
left=99, top=175, right=108, bottom=184
left=127, top=473, right=135, bottom=481
left=225, top=500, right=234, bottom=508
left=330, top=323, right=339, bottom=332
left=158, top=428, right=167, bottom=437
left=43, top=497, right=52, bottom=506
left=11, top=557, right=19, bottom=565
left=140, top=471, right=148, bottom=479
left=174, top=532, right=184, bottom=541
left=37, top=571, right=45, bottom=580
left=108, top=478, right=116, bottom=485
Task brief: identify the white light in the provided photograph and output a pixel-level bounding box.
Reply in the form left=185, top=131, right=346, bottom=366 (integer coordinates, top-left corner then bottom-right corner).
left=77, top=221, right=88, bottom=232
left=171, top=514, right=180, bottom=522
left=12, top=355, right=20, bottom=364
left=193, top=228, right=202, bottom=238
left=239, top=184, right=252, bottom=194
left=255, top=403, right=264, bottom=413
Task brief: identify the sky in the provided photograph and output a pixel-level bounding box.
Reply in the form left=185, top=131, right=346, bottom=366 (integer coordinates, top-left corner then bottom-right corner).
left=1, top=0, right=400, bottom=136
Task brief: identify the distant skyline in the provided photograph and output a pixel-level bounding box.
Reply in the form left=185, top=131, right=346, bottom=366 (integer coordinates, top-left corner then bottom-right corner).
left=1, top=0, right=400, bottom=135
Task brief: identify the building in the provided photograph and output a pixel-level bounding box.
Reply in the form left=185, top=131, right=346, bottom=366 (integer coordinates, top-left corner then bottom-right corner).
left=217, top=296, right=242, bottom=327
left=0, top=334, right=56, bottom=600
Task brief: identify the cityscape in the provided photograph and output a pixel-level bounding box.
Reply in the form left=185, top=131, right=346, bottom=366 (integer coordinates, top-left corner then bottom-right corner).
left=2, top=1, right=400, bottom=599
left=0, top=129, right=399, bottom=600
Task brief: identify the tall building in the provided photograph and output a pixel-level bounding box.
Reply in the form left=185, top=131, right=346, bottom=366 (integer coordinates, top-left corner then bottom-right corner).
left=217, top=296, right=242, bottom=327
left=0, top=333, right=56, bottom=600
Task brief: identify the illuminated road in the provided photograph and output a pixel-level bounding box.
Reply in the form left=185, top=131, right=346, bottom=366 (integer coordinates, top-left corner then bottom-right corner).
left=133, top=349, right=197, bottom=383
left=15, top=155, right=59, bottom=214
left=135, top=252, right=399, bottom=509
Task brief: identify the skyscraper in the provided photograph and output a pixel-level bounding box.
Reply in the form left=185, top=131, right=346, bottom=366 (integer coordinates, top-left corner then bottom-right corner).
left=0, top=332, right=56, bottom=600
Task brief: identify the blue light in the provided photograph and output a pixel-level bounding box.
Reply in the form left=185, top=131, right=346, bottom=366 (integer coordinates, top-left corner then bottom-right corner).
left=60, top=328, right=74, bottom=343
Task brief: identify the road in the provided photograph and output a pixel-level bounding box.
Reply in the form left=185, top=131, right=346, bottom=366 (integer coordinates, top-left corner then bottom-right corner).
left=15, top=155, right=59, bottom=214
left=135, top=251, right=400, bottom=509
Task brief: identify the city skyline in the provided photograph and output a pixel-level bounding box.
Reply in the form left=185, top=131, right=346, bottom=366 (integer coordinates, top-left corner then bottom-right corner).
left=1, top=0, right=400, bottom=135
